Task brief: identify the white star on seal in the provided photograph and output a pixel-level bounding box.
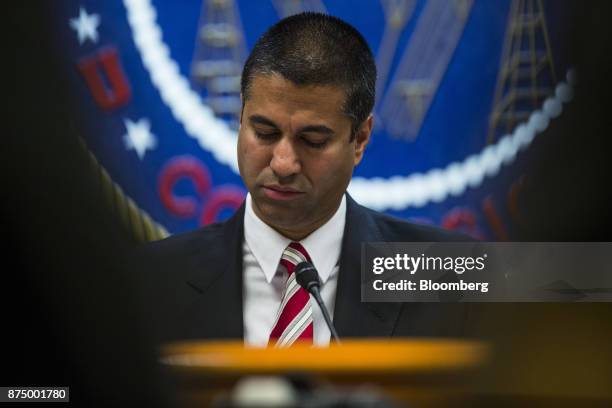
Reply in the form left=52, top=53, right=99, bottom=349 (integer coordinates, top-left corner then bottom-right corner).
left=123, top=118, right=157, bottom=160
left=69, top=7, right=101, bottom=44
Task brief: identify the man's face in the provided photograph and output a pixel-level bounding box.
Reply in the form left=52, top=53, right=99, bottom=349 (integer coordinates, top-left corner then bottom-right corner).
left=238, top=74, right=372, bottom=239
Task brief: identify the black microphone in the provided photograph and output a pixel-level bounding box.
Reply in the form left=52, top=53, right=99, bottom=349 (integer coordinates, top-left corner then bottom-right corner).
left=294, top=262, right=341, bottom=345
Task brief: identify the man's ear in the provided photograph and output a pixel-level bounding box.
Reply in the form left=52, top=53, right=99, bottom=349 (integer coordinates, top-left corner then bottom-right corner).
left=353, top=114, right=373, bottom=166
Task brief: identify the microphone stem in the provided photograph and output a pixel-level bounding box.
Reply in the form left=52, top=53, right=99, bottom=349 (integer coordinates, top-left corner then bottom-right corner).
left=311, top=286, right=342, bottom=345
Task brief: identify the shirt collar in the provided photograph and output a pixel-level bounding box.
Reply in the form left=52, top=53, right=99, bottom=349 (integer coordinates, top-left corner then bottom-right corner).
left=244, top=194, right=346, bottom=284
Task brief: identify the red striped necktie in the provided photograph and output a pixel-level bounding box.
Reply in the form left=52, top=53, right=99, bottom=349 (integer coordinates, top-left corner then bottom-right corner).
left=268, top=242, right=314, bottom=347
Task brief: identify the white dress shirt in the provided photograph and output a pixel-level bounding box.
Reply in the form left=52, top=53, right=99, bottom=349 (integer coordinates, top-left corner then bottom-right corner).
left=243, top=194, right=346, bottom=347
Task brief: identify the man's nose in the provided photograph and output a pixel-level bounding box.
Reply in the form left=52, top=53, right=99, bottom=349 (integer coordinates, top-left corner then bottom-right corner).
left=270, top=137, right=301, bottom=178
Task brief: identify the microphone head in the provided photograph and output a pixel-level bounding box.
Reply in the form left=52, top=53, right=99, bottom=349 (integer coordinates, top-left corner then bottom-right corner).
left=294, top=262, right=321, bottom=292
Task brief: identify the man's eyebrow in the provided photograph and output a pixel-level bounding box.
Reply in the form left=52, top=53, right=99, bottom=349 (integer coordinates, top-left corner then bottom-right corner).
left=248, top=115, right=335, bottom=136
left=298, top=125, right=335, bottom=136
left=248, top=115, right=279, bottom=128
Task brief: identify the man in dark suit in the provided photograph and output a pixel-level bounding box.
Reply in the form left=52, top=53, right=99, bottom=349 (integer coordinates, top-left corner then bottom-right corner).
left=142, top=12, right=468, bottom=346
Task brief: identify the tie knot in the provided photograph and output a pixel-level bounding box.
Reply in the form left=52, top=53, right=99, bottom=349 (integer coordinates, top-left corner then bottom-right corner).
left=281, top=242, right=311, bottom=272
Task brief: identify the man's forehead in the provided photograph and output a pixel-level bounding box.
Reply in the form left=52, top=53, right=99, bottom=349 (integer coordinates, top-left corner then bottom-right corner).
left=246, top=73, right=347, bottom=103
left=243, top=74, right=349, bottom=122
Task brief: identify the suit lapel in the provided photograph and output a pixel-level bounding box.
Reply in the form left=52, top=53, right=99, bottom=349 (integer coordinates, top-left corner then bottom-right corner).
left=182, top=204, right=245, bottom=340
left=333, top=195, right=403, bottom=338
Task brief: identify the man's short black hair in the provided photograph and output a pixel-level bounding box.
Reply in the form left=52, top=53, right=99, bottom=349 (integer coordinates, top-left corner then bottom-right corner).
left=241, top=12, right=377, bottom=139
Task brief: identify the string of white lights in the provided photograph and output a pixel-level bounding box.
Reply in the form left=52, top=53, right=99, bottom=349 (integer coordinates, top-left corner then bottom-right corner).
left=350, top=71, right=575, bottom=209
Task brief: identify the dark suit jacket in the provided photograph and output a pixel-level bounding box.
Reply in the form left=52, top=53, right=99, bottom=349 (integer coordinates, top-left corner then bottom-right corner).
left=139, top=195, right=471, bottom=343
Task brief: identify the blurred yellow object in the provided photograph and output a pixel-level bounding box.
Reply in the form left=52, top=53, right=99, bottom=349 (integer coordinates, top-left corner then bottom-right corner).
left=161, top=338, right=489, bottom=407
